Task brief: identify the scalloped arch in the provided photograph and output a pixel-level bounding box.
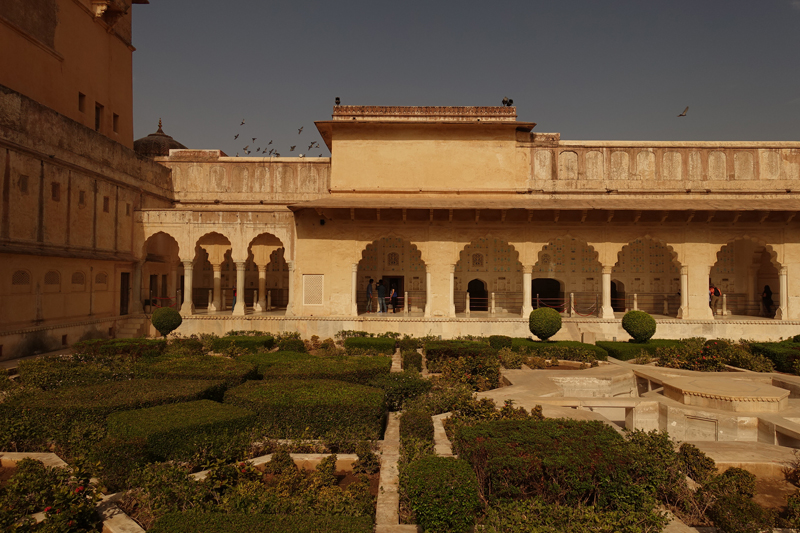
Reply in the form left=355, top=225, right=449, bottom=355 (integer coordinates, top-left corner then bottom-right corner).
left=714, top=235, right=781, bottom=269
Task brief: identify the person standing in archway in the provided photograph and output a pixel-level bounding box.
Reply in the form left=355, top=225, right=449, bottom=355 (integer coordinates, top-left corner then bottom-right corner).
left=762, top=285, right=774, bottom=316
left=390, top=283, right=398, bottom=313
left=377, top=279, right=387, bottom=313
left=365, top=279, right=374, bottom=313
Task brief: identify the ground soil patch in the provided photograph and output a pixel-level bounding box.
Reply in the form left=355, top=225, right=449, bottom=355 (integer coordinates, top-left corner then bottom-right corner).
left=0, top=465, right=16, bottom=487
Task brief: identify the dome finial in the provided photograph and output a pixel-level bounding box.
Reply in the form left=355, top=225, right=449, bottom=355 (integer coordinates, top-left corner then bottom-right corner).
left=157, top=118, right=163, bottom=133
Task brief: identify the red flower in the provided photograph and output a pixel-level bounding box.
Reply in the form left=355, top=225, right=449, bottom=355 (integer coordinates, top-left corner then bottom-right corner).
left=44, top=506, right=52, bottom=513
left=75, top=486, right=84, bottom=493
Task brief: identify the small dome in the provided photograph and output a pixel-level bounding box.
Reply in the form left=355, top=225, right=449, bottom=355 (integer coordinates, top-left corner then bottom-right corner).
left=134, top=119, right=187, bottom=158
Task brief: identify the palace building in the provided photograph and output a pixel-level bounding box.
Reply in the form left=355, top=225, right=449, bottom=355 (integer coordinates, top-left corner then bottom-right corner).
left=2, top=1, right=800, bottom=360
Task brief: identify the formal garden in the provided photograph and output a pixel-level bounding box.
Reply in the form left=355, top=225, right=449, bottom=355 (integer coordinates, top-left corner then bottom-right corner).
left=3, top=307, right=800, bottom=531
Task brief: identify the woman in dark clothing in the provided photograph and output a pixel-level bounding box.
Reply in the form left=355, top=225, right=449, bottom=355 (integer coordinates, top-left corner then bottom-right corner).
left=762, top=285, right=774, bottom=316
left=390, top=284, right=398, bottom=313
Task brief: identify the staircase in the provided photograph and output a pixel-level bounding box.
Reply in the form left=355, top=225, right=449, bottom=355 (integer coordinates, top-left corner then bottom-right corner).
left=116, top=316, right=150, bottom=339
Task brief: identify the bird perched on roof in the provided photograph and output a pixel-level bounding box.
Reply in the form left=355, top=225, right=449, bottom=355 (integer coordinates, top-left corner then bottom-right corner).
left=678, top=106, right=689, bottom=117
left=274, top=152, right=280, bottom=157
left=335, top=97, right=341, bottom=105
left=297, top=127, right=303, bottom=134
left=234, top=133, right=239, bottom=140
left=290, top=145, right=296, bottom=151
left=502, top=97, right=514, bottom=107
left=299, top=154, right=305, bottom=158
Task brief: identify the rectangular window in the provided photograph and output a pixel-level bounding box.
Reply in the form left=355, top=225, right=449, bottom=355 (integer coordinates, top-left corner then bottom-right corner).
left=18, top=175, right=28, bottom=194
left=51, top=182, right=60, bottom=201
left=126, top=202, right=131, bottom=216
left=112, top=113, right=119, bottom=133
left=95, top=103, right=103, bottom=131
left=78, top=93, right=86, bottom=113
left=78, top=190, right=86, bottom=206
left=303, top=274, right=324, bottom=306
left=103, top=196, right=109, bottom=213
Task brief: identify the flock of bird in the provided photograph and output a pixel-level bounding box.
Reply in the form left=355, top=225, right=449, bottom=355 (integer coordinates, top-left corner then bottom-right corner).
left=233, top=119, right=322, bottom=158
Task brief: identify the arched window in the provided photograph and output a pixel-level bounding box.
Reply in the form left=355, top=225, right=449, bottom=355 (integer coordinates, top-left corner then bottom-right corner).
left=387, top=252, right=400, bottom=266
left=472, top=253, right=484, bottom=268
left=95, top=272, right=108, bottom=284
left=71, top=272, right=85, bottom=285
left=12, top=270, right=30, bottom=286
left=44, top=271, right=60, bottom=285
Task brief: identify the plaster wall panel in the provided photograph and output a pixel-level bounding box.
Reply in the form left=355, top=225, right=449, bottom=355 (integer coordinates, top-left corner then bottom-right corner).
left=533, top=149, right=553, bottom=182
left=8, top=152, right=40, bottom=242
left=662, top=152, right=682, bottom=181
left=734, top=152, right=755, bottom=181
left=68, top=174, right=94, bottom=249
left=636, top=150, right=655, bottom=181
left=760, top=150, right=781, bottom=180
left=42, top=164, right=69, bottom=246
left=95, top=180, right=116, bottom=251
left=782, top=150, right=800, bottom=181
left=688, top=151, right=703, bottom=181
left=0, top=148, right=6, bottom=234
left=610, top=151, right=629, bottom=181
left=708, top=151, right=727, bottom=180
left=585, top=150, right=604, bottom=181
left=558, top=151, right=578, bottom=180
left=116, top=188, right=134, bottom=253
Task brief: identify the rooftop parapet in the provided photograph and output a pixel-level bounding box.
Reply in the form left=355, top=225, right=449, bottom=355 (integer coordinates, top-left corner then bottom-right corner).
left=331, top=105, right=518, bottom=122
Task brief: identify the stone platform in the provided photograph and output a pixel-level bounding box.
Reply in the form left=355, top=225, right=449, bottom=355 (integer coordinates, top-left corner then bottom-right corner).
left=663, top=377, right=789, bottom=413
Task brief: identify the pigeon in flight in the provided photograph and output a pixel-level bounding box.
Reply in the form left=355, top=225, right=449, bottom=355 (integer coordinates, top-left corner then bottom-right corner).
left=234, top=134, right=239, bottom=140
left=290, top=145, right=296, bottom=152
left=268, top=140, right=273, bottom=145
left=678, top=107, right=689, bottom=117
left=252, top=138, right=257, bottom=143
left=297, top=127, right=303, bottom=134
left=243, top=145, right=249, bottom=151
left=240, top=119, right=245, bottom=125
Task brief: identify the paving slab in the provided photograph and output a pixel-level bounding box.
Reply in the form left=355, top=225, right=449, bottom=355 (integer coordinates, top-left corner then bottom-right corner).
left=688, top=441, right=797, bottom=478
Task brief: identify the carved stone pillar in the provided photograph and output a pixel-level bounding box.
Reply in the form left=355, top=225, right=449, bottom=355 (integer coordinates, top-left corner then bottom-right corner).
left=600, top=266, right=614, bottom=319
left=424, top=271, right=432, bottom=318
left=232, top=262, right=246, bottom=316
left=677, top=266, right=689, bottom=319
left=210, top=265, right=222, bottom=312
left=180, top=261, right=195, bottom=315
left=285, top=260, right=295, bottom=316
left=131, top=260, right=144, bottom=314
left=448, top=265, right=456, bottom=317
left=352, top=264, right=359, bottom=316
left=776, top=266, right=789, bottom=320
left=255, top=265, right=267, bottom=312
left=521, top=268, right=533, bottom=318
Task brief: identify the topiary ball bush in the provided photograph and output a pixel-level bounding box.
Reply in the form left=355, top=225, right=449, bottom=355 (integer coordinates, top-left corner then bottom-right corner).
left=151, top=307, right=182, bottom=338
left=529, top=308, right=562, bottom=341
left=621, top=310, right=656, bottom=343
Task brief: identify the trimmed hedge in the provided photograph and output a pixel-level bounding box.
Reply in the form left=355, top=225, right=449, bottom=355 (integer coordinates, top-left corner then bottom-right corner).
left=223, top=379, right=386, bottom=440
left=259, top=355, right=391, bottom=385
left=240, top=351, right=314, bottom=376
left=403, top=456, right=481, bottom=533
left=511, top=339, right=608, bottom=360
left=402, top=349, right=423, bottom=372
left=424, top=340, right=495, bottom=366
left=135, top=355, right=258, bottom=387
left=344, top=337, right=396, bottom=354
left=149, top=512, right=374, bottom=533
left=71, top=338, right=167, bottom=358
left=622, top=310, right=657, bottom=343
left=596, top=339, right=682, bottom=361
left=277, top=338, right=306, bottom=352
left=488, top=335, right=513, bottom=350
left=17, top=356, right=132, bottom=390
left=107, top=400, right=255, bottom=462
left=400, top=408, right=434, bottom=444
left=749, top=342, right=800, bottom=373
left=369, top=370, right=432, bottom=411
left=210, top=335, right=275, bottom=353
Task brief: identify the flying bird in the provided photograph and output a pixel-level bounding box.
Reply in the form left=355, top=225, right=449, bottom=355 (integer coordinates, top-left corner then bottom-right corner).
left=274, top=152, right=280, bottom=157
left=257, top=147, right=261, bottom=152
left=252, top=138, right=257, bottom=143
left=268, top=149, right=274, bottom=155
left=297, top=127, right=303, bottom=134
left=234, top=134, right=239, bottom=140
left=243, top=145, right=249, bottom=151
left=240, top=119, right=245, bottom=125
left=268, top=140, right=272, bottom=145
left=290, top=145, right=296, bottom=151
left=308, top=143, right=315, bottom=150
left=678, top=106, right=689, bottom=117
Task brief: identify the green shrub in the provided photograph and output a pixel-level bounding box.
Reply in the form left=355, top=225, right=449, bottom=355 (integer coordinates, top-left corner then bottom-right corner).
left=149, top=513, right=374, bottom=533
left=72, top=338, right=167, bottom=358
left=439, top=353, right=501, bottom=391
left=240, top=351, right=313, bottom=376
left=787, top=490, right=800, bottom=528
left=277, top=337, right=306, bottom=352
left=18, top=354, right=134, bottom=390
left=344, top=336, right=396, bottom=354
left=498, top=347, right=525, bottom=369
left=512, top=338, right=609, bottom=360
left=655, top=344, right=725, bottom=372
left=369, top=370, right=432, bottom=411
left=424, top=340, right=495, bottom=369
left=259, top=355, right=391, bottom=385
left=488, top=335, right=513, bottom=350
left=152, top=307, right=183, bottom=337
left=403, top=456, right=481, bottom=533
left=210, top=335, right=275, bottom=353
left=713, top=467, right=757, bottom=498
left=400, top=408, right=434, bottom=444
left=529, top=308, right=562, bottom=341
left=402, top=349, right=423, bottom=372
left=405, top=380, right=475, bottom=416
left=537, top=345, right=599, bottom=364
left=107, top=400, right=255, bottom=463
left=708, top=493, right=775, bottom=533
left=136, top=355, right=258, bottom=387
left=483, top=498, right=669, bottom=533
left=595, top=339, right=680, bottom=361
left=398, top=336, right=420, bottom=352
left=453, top=419, right=649, bottom=509
left=622, top=310, right=656, bottom=343
left=224, top=379, right=385, bottom=440
left=678, top=443, right=717, bottom=484
left=794, top=334, right=800, bottom=344
left=749, top=342, right=800, bottom=373
left=91, top=436, right=150, bottom=492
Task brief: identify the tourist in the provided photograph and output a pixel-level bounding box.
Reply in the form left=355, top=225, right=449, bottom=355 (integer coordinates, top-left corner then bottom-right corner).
left=709, top=284, right=720, bottom=315
left=232, top=288, right=237, bottom=310
left=762, top=285, right=774, bottom=316
left=390, top=284, right=398, bottom=313
left=377, top=280, right=387, bottom=313
left=365, top=278, right=374, bottom=313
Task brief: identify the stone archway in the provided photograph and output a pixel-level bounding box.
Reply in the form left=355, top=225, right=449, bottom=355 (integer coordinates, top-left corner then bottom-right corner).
left=712, top=239, right=782, bottom=318
left=613, top=237, right=682, bottom=317
left=357, top=237, right=427, bottom=314
left=195, top=232, right=233, bottom=312
left=141, top=232, right=181, bottom=311
left=247, top=233, right=287, bottom=312
left=532, top=236, right=602, bottom=314
left=455, top=237, right=523, bottom=315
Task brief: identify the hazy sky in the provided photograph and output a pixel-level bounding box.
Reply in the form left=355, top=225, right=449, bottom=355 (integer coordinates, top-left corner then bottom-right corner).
left=132, top=1, right=800, bottom=157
